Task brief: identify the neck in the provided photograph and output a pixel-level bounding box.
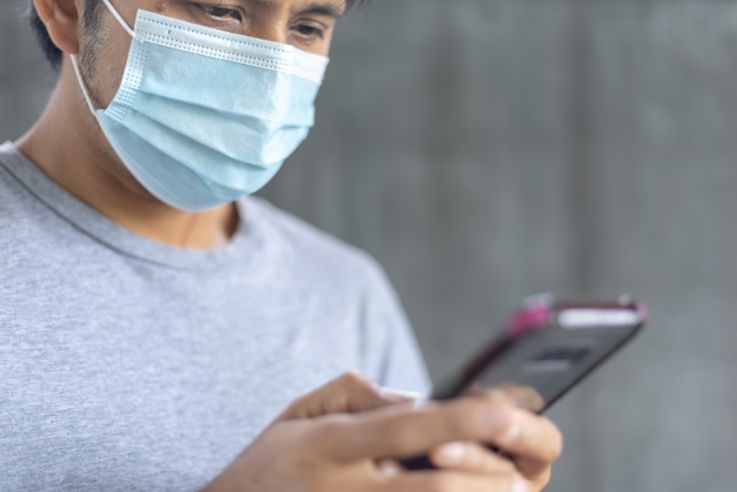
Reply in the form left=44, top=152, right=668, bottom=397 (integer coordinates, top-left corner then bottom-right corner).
left=15, top=59, right=239, bottom=251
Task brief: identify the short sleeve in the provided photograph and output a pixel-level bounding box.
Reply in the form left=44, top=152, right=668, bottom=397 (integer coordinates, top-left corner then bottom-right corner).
left=358, top=255, right=433, bottom=396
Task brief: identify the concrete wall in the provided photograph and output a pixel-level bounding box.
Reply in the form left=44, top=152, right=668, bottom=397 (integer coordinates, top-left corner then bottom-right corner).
left=2, top=0, right=736, bottom=490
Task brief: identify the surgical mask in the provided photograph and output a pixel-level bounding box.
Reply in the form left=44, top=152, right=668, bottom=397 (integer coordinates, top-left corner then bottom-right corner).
left=71, top=0, right=328, bottom=212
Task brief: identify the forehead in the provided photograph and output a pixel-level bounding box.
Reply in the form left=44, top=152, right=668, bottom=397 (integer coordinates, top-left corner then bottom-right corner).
left=194, top=0, right=349, bottom=11
left=244, top=0, right=347, bottom=5
left=129, top=0, right=349, bottom=14
left=254, top=0, right=350, bottom=15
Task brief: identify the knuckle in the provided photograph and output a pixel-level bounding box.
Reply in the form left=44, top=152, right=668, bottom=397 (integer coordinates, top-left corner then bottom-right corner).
left=452, top=399, right=491, bottom=437
left=482, top=408, right=519, bottom=443
left=291, top=394, right=311, bottom=409
left=283, top=394, right=312, bottom=419
left=339, top=371, right=375, bottom=390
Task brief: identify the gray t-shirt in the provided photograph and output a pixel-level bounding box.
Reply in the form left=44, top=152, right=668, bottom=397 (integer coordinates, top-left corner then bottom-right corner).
left=0, top=142, right=431, bottom=491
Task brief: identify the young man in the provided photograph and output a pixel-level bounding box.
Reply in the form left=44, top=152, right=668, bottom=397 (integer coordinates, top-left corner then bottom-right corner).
left=0, top=0, right=563, bottom=490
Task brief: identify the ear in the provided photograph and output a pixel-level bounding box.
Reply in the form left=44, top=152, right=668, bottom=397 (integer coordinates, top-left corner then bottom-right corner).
left=32, top=0, right=83, bottom=55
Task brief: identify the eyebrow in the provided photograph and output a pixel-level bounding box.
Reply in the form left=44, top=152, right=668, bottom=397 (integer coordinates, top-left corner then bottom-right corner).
left=244, top=0, right=347, bottom=18
left=300, top=2, right=347, bottom=18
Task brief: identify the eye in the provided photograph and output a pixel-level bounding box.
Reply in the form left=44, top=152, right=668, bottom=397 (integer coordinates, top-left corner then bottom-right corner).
left=292, top=22, right=326, bottom=40
left=199, top=3, right=243, bottom=22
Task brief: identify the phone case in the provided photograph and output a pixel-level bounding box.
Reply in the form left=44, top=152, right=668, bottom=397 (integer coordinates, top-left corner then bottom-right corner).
left=400, top=293, right=647, bottom=471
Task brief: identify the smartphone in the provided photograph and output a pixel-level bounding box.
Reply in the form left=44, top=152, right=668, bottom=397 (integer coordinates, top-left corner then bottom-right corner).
left=400, top=293, right=647, bottom=470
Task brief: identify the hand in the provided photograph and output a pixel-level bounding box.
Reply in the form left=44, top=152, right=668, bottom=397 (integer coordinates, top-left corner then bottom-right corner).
left=379, top=385, right=558, bottom=492
left=203, top=373, right=563, bottom=492
left=412, top=384, right=558, bottom=491
left=424, top=387, right=560, bottom=492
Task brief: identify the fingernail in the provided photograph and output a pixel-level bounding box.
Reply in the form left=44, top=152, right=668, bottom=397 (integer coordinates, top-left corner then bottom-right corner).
left=437, top=442, right=467, bottom=464
left=377, top=460, right=402, bottom=477
left=412, top=396, right=431, bottom=409
left=379, top=387, right=422, bottom=400
left=512, top=476, right=529, bottom=492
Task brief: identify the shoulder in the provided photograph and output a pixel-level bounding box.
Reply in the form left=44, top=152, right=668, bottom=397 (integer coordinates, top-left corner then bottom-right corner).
left=241, top=198, right=432, bottom=392
left=243, top=196, right=389, bottom=289
left=0, top=145, right=38, bottom=223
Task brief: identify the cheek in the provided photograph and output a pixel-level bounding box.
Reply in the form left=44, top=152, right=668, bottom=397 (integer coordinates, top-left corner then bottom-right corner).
left=84, top=34, right=133, bottom=108
left=306, top=36, right=335, bottom=57
left=320, top=31, right=336, bottom=53
left=103, top=47, right=132, bottom=104
left=321, top=36, right=335, bottom=56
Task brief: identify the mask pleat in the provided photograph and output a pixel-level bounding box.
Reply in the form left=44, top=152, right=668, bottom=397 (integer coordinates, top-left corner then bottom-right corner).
left=130, top=86, right=315, bottom=128
left=134, top=42, right=319, bottom=126
left=85, top=8, right=326, bottom=211
left=102, top=107, right=299, bottom=179
left=98, top=117, right=268, bottom=211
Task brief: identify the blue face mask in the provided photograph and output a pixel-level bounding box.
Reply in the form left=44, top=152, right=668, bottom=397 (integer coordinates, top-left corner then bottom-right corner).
left=71, top=0, right=329, bottom=212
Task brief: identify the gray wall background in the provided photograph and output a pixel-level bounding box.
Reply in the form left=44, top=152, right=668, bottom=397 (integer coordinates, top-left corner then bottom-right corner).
left=2, top=0, right=736, bottom=490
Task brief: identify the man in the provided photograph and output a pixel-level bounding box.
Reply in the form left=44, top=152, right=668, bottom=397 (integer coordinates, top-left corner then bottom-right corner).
left=0, top=0, right=563, bottom=490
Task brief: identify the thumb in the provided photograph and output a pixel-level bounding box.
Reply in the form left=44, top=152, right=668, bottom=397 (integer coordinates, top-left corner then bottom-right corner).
left=277, top=372, right=418, bottom=422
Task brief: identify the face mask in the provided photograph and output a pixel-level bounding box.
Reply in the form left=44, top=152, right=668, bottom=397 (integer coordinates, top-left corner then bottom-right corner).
left=71, top=0, right=329, bottom=212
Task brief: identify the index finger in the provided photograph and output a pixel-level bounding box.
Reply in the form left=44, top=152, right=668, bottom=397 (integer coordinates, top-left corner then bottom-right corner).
left=314, top=394, right=519, bottom=463
left=278, top=372, right=413, bottom=422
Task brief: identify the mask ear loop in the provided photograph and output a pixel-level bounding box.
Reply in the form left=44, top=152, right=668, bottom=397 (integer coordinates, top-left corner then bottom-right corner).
left=100, top=0, right=138, bottom=40
left=70, top=55, right=98, bottom=116
left=70, top=0, right=140, bottom=115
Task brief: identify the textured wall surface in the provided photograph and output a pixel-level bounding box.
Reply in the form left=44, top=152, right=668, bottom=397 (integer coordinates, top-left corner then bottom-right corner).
left=2, top=1, right=737, bottom=491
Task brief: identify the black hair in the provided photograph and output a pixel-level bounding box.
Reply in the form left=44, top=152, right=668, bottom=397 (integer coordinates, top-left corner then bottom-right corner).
left=29, top=4, right=62, bottom=70
left=29, top=0, right=100, bottom=71
left=29, top=0, right=363, bottom=71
